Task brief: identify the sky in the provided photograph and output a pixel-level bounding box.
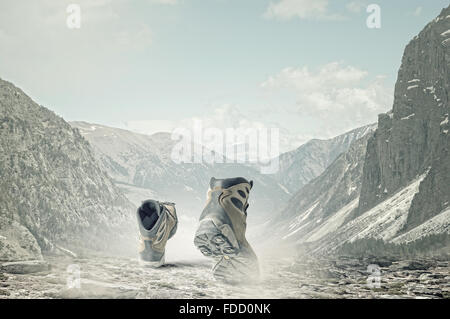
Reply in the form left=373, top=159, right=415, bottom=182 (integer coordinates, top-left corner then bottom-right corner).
left=0, top=0, right=448, bottom=152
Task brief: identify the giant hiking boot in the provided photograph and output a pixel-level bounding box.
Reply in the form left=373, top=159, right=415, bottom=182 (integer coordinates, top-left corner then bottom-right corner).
left=194, top=177, right=259, bottom=283
left=137, top=200, right=177, bottom=267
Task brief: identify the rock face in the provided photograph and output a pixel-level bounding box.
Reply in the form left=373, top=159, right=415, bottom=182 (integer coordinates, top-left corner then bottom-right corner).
left=272, top=133, right=372, bottom=243
left=70, top=121, right=290, bottom=223
left=0, top=217, right=42, bottom=261
left=0, top=260, right=49, bottom=274
left=0, top=78, right=136, bottom=258
left=274, top=124, right=376, bottom=194
left=358, top=6, right=450, bottom=233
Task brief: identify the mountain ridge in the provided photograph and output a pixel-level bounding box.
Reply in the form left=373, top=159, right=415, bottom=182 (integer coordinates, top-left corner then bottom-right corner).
left=274, top=124, right=376, bottom=194
left=70, top=121, right=291, bottom=224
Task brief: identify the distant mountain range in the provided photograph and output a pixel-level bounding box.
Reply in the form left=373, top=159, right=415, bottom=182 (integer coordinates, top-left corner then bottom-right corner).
left=70, top=119, right=376, bottom=225
left=273, top=124, right=376, bottom=194
left=70, top=121, right=292, bottom=224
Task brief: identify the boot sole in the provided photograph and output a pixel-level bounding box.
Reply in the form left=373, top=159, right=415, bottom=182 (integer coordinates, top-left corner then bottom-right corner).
left=194, top=218, right=240, bottom=258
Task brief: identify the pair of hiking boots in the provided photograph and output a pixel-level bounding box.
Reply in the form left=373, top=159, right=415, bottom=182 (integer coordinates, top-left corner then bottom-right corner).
left=136, top=177, right=259, bottom=283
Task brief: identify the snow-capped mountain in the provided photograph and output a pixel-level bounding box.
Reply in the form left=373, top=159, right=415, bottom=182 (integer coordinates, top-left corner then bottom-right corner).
left=70, top=121, right=290, bottom=223
left=0, top=78, right=136, bottom=261
left=274, top=124, right=376, bottom=194
left=273, top=6, right=450, bottom=255
left=272, top=132, right=373, bottom=244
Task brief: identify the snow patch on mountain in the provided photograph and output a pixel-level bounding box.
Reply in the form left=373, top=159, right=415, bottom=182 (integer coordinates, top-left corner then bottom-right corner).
left=305, top=199, right=359, bottom=243
left=392, top=207, right=450, bottom=244
left=348, top=173, right=427, bottom=242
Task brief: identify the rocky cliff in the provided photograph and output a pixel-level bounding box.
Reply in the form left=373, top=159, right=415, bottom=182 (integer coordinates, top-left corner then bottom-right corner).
left=0, top=79, right=136, bottom=261
left=358, top=7, right=450, bottom=234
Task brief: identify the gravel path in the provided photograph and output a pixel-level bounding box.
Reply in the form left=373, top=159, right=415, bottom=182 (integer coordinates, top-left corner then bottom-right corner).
left=1, top=252, right=448, bottom=299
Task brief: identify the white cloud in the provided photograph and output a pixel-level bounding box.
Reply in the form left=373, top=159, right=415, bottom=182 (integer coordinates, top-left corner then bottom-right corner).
left=263, top=0, right=343, bottom=21
left=123, top=104, right=304, bottom=153
left=261, top=62, right=393, bottom=138
left=346, top=1, right=365, bottom=14
left=262, top=62, right=368, bottom=91
left=124, top=62, right=393, bottom=153
left=125, top=104, right=271, bottom=136
left=411, top=6, right=423, bottom=17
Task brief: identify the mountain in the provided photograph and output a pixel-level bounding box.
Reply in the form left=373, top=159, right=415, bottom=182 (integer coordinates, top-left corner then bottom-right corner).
left=0, top=78, right=136, bottom=261
left=272, top=132, right=373, bottom=244
left=70, top=121, right=290, bottom=223
left=273, top=6, right=450, bottom=255
left=357, top=6, right=450, bottom=231
left=274, top=124, right=376, bottom=194
left=68, top=122, right=375, bottom=227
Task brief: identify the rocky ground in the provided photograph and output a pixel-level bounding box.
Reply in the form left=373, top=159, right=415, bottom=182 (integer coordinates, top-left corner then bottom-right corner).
left=0, top=250, right=448, bottom=299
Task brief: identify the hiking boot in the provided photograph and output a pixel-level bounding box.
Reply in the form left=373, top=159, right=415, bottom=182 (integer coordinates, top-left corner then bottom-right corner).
left=137, top=200, right=177, bottom=267
left=194, top=177, right=259, bottom=283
